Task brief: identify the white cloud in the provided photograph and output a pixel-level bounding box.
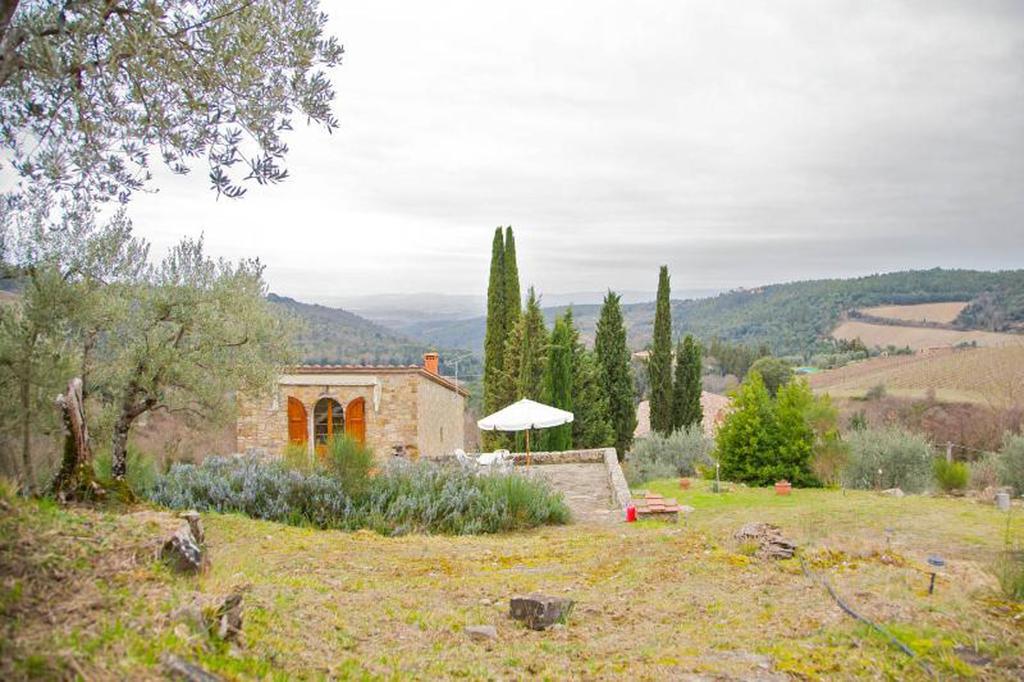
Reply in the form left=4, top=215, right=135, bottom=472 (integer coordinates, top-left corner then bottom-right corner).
left=125, top=0, right=1024, bottom=303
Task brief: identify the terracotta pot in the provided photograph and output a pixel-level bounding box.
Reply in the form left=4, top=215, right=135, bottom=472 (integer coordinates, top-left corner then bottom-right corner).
left=679, top=478, right=691, bottom=490
left=774, top=480, right=792, bottom=496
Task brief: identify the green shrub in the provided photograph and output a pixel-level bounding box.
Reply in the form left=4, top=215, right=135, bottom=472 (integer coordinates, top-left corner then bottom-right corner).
left=969, top=453, right=1002, bottom=491
left=93, top=445, right=159, bottom=495
left=993, top=514, right=1024, bottom=602
left=747, top=356, right=793, bottom=396
left=321, top=435, right=375, bottom=497
left=842, top=427, right=933, bottom=493
left=1000, top=434, right=1024, bottom=496
left=282, top=441, right=312, bottom=473
left=715, top=374, right=820, bottom=487
left=811, top=435, right=849, bottom=488
left=933, top=458, right=969, bottom=493
left=147, top=455, right=569, bottom=535
left=864, top=383, right=887, bottom=401
left=994, top=550, right=1024, bottom=602
left=626, top=426, right=713, bottom=485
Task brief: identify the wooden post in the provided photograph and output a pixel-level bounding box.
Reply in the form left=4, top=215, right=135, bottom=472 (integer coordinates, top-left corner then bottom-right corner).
left=945, top=442, right=953, bottom=463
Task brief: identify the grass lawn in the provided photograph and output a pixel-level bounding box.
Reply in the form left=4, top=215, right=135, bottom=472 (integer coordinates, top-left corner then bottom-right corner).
left=2, top=480, right=1022, bottom=680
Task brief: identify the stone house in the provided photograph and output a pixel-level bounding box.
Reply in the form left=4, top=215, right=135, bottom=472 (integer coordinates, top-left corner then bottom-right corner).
left=237, top=353, right=467, bottom=460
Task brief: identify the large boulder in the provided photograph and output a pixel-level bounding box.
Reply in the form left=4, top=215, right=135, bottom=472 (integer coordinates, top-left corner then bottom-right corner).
left=509, top=594, right=574, bottom=630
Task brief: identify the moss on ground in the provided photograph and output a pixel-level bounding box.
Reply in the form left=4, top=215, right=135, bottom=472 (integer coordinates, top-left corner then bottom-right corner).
left=1, top=479, right=1022, bottom=679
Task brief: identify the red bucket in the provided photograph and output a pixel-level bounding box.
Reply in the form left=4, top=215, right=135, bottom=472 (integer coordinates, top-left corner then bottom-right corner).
left=626, top=505, right=637, bottom=522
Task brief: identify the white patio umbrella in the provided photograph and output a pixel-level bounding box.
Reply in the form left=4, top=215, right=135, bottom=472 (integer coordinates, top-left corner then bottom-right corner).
left=477, top=398, right=574, bottom=465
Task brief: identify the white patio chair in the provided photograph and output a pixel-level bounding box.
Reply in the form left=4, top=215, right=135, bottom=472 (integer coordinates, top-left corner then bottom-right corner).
left=455, top=449, right=477, bottom=471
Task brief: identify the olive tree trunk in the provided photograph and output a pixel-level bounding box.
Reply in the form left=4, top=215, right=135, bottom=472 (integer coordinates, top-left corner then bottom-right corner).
left=52, top=377, right=101, bottom=500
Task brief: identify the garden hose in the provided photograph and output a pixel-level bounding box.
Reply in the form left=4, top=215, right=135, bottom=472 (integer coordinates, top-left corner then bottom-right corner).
left=797, top=552, right=935, bottom=679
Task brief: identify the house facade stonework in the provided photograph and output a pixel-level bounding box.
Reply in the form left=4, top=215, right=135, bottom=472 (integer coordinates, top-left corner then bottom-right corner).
left=236, top=355, right=466, bottom=460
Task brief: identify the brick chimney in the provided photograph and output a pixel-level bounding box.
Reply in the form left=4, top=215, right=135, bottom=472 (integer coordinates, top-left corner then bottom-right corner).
left=423, top=352, right=439, bottom=375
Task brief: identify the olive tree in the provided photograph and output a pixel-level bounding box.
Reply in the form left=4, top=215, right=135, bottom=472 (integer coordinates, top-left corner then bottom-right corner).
left=0, top=0, right=343, bottom=205
left=94, top=236, right=294, bottom=480
left=0, top=202, right=146, bottom=491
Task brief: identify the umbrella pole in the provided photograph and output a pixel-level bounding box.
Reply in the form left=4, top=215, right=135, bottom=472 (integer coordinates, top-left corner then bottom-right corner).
left=526, top=429, right=531, bottom=467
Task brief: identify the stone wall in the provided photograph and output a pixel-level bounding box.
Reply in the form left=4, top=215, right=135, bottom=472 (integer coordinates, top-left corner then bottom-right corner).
left=415, top=375, right=466, bottom=458
left=236, top=370, right=466, bottom=461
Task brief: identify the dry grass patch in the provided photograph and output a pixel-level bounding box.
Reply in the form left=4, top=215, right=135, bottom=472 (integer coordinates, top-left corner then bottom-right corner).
left=2, top=480, right=1023, bottom=679
left=832, top=320, right=1024, bottom=351
left=859, top=302, right=969, bottom=325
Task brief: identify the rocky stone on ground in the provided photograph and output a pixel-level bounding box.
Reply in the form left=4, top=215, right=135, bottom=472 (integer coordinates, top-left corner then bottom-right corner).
left=734, top=523, right=797, bottom=560
left=880, top=488, right=904, bottom=497
left=210, top=590, right=244, bottom=642
left=464, top=624, right=498, bottom=641
left=180, top=510, right=205, bottom=545
left=510, top=594, right=574, bottom=630
left=160, top=521, right=206, bottom=574
left=161, top=653, right=222, bottom=681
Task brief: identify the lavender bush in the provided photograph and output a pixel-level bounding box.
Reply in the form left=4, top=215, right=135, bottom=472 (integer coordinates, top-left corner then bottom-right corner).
left=148, top=455, right=569, bottom=535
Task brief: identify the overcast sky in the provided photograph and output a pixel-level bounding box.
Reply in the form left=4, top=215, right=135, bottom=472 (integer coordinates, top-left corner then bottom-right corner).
left=126, top=0, right=1024, bottom=304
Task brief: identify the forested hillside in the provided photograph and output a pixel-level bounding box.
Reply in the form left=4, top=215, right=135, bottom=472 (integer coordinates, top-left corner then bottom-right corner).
left=268, top=294, right=480, bottom=377
left=404, top=269, right=1024, bottom=357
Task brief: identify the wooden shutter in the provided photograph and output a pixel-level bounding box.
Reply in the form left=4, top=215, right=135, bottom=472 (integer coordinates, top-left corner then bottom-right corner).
left=346, top=397, right=366, bottom=445
left=287, top=397, right=307, bottom=444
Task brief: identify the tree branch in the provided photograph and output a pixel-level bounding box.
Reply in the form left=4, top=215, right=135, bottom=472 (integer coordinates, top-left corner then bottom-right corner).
left=0, top=0, right=20, bottom=46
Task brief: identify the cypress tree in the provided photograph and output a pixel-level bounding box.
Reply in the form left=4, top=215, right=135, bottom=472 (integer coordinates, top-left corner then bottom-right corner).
left=503, top=226, right=521, bottom=336
left=491, top=225, right=523, bottom=419
left=595, top=291, right=636, bottom=459
left=542, top=313, right=573, bottom=451
left=482, top=228, right=505, bottom=449
left=648, top=265, right=673, bottom=435
left=517, top=287, right=547, bottom=401
left=501, top=287, right=546, bottom=450
left=485, top=228, right=505, bottom=409
left=672, top=334, right=703, bottom=431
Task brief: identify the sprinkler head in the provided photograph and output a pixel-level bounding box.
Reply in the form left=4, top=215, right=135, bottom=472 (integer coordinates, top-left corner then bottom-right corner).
left=926, top=555, right=945, bottom=595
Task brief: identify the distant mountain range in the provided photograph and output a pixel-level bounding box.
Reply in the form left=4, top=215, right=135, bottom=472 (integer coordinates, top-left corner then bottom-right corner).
left=274, top=269, right=1024, bottom=367
left=318, top=289, right=720, bottom=331
left=365, top=269, right=1024, bottom=357
left=266, top=294, right=480, bottom=379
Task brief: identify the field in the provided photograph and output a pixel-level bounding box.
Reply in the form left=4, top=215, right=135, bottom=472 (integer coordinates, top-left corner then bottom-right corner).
left=3, top=481, right=1023, bottom=680
left=858, top=302, right=968, bottom=325
left=809, top=345, right=1024, bottom=404
left=832, top=320, right=1024, bottom=351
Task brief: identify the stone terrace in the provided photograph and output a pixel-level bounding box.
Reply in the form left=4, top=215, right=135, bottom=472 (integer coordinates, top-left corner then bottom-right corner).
left=514, top=448, right=630, bottom=525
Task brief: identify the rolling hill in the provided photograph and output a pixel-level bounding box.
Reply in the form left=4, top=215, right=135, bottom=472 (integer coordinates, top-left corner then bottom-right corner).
left=267, top=294, right=480, bottom=378
left=808, top=345, right=1024, bottom=404
left=402, top=268, right=1024, bottom=357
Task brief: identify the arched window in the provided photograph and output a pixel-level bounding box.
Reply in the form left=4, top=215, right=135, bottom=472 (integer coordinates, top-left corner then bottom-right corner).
left=313, top=397, right=344, bottom=446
